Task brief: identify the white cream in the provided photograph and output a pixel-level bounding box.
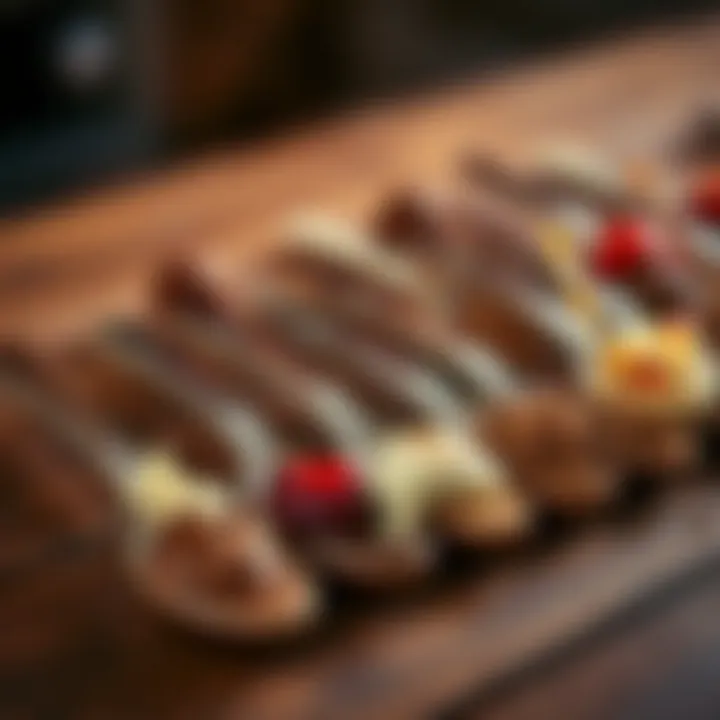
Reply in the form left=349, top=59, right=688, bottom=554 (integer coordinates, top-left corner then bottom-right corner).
left=518, top=286, right=598, bottom=372
left=306, top=379, right=373, bottom=460
left=595, top=286, right=645, bottom=330
left=447, top=339, right=518, bottom=400
left=367, top=427, right=507, bottom=541
left=283, top=212, right=424, bottom=296
left=534, top=143, right=621, bottom=197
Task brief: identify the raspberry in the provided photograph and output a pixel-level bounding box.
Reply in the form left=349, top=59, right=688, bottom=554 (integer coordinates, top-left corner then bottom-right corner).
left=591, top=216, right=654, bottom=279
left=689, top=170, right=720, bottom=225
left=271, top=454, right=364, bottom=536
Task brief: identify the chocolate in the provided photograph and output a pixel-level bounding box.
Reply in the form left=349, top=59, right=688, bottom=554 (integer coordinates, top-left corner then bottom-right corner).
left=131, top=509, right=320, bottom=639
left=0, top=391, right=119, bottom=580
left=86, top=325, right=276, bottom=491
left=287, top=296, right=514, bottom=406
left=479, top=388, right=620, bottom=516
left=153, top=258, right=227, bottom=320
left=459, top=153, right=531, bottom=204
left=372, top=188, right=594, bottom=382
left=373, top=187, right=557, bottom=296
left=463, top=153, right=695, bottom=318
left=154, top=262, right=534, bottom=553
left=461, top=150, right=632, bottom=213
left=149, top=272, right=441, bottom=584
left=142, top=315, right=370, bottom=457
left=268, top=213, right=440, bottom=330
left=0, top=397, right=121, bottom=678
left=600, top=410, right=700, bottom=482
left=1, top=331, right=275, bottom=501
left=302, top=202, right=630, bottom=514
left=251, top=297, right=457, bottom=428
left=454, top=282, right=583, bottom=382
left=135, top=319, right=380, bottom=541
left=0, top=345, right=323, bottom=639
left=673, top=108, right=720, bottom=164
left=257, top=313, right=531, bottom=547
left=241, top=274, right=534, bottom=547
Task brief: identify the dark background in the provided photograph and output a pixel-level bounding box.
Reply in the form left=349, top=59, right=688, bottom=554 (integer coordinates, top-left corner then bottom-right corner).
left=0, top=0, right=718, bottom=210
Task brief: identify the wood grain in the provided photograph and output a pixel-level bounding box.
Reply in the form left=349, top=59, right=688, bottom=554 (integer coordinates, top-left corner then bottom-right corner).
left=2, top=16, right=720, bottom=720
left=0, top=17, right=719, bottom=338
left=14, top=483, right=720, bottom=720
left=219, top=485, right=720, bottom=720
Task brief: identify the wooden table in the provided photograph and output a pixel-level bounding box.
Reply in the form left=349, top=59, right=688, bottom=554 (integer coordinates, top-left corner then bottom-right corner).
left=2, top=15, right=720, bottom=720
left=1, top=16, right=719, bottom=339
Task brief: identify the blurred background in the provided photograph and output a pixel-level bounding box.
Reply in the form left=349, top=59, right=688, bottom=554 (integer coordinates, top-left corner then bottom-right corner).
left=0, top=0, right=718, bottom=212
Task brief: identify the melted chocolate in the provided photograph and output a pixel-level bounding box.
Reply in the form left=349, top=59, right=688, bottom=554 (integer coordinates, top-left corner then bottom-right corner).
left=0, top=403, right=117, bottom=581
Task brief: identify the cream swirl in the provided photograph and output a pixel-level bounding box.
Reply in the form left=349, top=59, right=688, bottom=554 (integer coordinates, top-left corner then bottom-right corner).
left=366, top=426, right=510, bottom=541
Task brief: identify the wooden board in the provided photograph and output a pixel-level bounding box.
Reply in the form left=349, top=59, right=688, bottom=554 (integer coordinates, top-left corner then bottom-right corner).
left=214, top=485, right=720, bottom=719
left=3, top=15, right=720, bottom=720
left=0, top=17, right=719, bottom=340
left=29, top=483, right=720, bottom=719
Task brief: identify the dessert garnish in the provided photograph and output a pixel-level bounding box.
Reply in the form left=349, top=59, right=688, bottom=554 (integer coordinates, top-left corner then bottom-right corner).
left=591, top=215, right=656, bottom=280
left=270, top=453, right=366, bottom=537
left=689, top=167, right=720, bottom=226
left=589, top=318, right=715, bottom=414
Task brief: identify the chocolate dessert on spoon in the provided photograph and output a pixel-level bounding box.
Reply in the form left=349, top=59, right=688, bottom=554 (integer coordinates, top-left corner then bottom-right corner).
left=204, top=216, right=617, bottom=521
left=105, top=312, right=430, bottom=590
left=461, top=148, right=696, bottom=318
left=0, top=342, right=321, bottom=641
left=462, top=153, right=717, bottom=481
left=351, top=203, right=621, bottom=514
left=151, top=263, right=439, bottom=588
left=373, top=173, right=714, bottom=487
left=0, top=390, right=118, bottom=575
left=151, top=258, right=533, bottom=561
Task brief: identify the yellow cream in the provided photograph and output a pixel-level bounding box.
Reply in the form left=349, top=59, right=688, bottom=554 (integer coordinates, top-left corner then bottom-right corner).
left=537, top=219, right=606, bottom=336
left=128, top=451, right=226, bottom=528
left=589, top=320, right=716, bottom=415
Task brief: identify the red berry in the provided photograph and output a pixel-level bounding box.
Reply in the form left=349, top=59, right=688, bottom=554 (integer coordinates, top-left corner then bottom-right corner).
left=689, top=170, right=720, bottom=225
left=591, top=216, right=654, bottom=280
left=271, top=454, right=364, bottom=536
